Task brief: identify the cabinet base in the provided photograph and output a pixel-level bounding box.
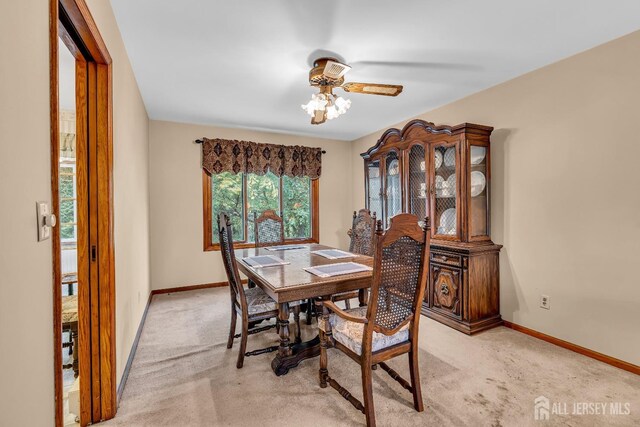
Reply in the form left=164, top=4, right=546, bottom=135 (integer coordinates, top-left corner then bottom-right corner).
left=421, top=307, right=503, bottom=335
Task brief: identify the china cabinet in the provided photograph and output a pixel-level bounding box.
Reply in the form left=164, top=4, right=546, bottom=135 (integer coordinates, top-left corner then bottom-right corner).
left=362, top=120, right=503, bottom=334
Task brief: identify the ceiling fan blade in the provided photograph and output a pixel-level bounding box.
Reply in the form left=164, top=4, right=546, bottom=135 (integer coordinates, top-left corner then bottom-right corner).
left=351, top=60, right=481, bottom=71
left=311, top=110, right=326, bottom=125
left=342, top=82, right=403, bottom=97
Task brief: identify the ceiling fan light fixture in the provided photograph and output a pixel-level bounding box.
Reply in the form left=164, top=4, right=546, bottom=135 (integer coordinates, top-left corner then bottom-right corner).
left=334, top=96, right=351, bottom=114
left=301, top=93, right=328, bottom=117
left=301, top=92, right=350, bottom=122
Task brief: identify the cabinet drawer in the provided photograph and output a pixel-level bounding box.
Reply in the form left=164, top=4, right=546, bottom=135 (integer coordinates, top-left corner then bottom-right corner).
left=430, top=264, right=462, bottom=320
left=430, top=251, right=462, bottom=267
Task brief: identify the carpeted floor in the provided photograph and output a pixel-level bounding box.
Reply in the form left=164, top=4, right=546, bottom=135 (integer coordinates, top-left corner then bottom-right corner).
left=105, top=288, right=639, bottom=427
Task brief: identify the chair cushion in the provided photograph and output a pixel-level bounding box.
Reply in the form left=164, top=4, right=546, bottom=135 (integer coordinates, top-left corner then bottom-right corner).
left=323, top=306, right=409, bottom=355
left=243, top=287, right=301, bottom=316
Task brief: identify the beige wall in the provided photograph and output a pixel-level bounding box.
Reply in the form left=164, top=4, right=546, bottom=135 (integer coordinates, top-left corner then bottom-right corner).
left=0, top=1, right=150, bottom=425
left=149, top=120, right=353, bottom=290
left=351, top=31, right=640, bottom=365
left=0, top=2, right=55, bottom=425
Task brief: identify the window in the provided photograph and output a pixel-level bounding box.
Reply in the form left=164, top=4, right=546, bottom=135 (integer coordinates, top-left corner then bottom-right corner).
left=59, top=161, right=77, bottom=242
left=203, top=170, right=319, bottom=250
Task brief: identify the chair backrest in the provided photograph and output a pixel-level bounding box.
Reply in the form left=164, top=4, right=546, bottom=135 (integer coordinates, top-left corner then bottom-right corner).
left=365, top=214, right=430, bottom=341
left=348, top=209, right=377, bottom=256
left=254, top=209, right=285, bottom=248
left=218, top=212, right=247, bottom=312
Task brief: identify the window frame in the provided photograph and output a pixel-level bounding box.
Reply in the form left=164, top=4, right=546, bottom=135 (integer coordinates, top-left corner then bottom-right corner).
left=202, top=170, right=319, bottom=251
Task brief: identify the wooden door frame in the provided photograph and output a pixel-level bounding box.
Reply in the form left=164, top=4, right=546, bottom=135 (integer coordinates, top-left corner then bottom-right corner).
left=50, top=0, right=115, bottom=426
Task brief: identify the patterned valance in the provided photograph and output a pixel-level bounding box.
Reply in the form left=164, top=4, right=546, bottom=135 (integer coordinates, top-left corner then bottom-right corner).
left=201, top=138, right=322, bottom=179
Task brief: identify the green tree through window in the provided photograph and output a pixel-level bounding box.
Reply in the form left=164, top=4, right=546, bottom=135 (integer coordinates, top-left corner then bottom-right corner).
left=211, top=171, right=313, bottom=244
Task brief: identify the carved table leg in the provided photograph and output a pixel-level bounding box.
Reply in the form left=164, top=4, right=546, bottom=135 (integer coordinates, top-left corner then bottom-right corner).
left=271, top=300, right=322, bottom=376
left=277, top=303, right=291, bottom=358
left=319, top=298, right=331, bottom=388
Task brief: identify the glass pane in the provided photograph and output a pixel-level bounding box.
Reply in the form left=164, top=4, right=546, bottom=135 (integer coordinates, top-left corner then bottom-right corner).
left=211, top=172, right=244, bottom=243
left=367, top=161, right=382, bottom=220
left=434, top=145, right=457, bottom=236
left=385, top=151, right=402, bottom=226
left=470, top=145, right=489, bottom=236
left=408, top=145, right=427, bottom=221
left=246, top=172, right=280, bottom=243
left=282, top=175, right=311, bottom=239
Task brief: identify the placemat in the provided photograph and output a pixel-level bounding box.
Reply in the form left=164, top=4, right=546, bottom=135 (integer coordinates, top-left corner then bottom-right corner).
left=312, top=249, right=356, bottom=259
left=242, top=255, right=290, bottom=268
left=304, top=262, right=372, bottom=278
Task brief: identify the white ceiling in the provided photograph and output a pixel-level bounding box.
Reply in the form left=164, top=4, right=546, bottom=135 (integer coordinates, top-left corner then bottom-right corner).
left=111, top=0, right=640, bottom=141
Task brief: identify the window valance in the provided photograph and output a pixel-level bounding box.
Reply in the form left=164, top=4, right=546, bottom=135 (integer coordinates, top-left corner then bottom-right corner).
left=200, top=138, right=322, bottom=179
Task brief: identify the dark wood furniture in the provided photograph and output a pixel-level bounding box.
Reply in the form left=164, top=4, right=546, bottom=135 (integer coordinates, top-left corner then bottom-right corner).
left=62, top=295, right=79, bottom=378
left=332, top=209, right=377, bottom=309
left=362, top=119, right=503, bottom=334
left=253, top=209, right=285, bottom=248
left=235, top=244, right=373, bottom=375
left=318, top=214, right=430, bottom=427
left=218, top=213, right=301, bottom=369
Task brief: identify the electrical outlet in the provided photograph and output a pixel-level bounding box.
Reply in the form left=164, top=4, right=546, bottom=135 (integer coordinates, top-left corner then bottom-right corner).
left=540, top=294, right=550, bottom=310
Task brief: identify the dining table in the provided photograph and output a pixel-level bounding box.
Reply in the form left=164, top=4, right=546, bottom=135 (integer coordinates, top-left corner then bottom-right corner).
left=235, top=243, right=373, bottom=375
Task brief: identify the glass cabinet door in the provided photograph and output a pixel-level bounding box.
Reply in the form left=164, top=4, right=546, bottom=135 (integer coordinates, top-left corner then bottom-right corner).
left=408, top=144, right=427, bottom=222
left=469, top=144, right=489, bottom=238
left=366, top=160, right=382, bottom=221
left=432, top=143, right=458, bottom=238
left=384, top=151, right=402, bottom=227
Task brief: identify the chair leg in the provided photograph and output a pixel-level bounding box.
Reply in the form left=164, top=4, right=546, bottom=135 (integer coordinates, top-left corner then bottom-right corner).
left=227, top=305, right=237, bottom=349
left=361, top=363, right=376, bottom=427
left=236, top=318, right=248, bottom=369
left=344, top=299, right=351, bottom=310
left=409, top=345, right=424, bottom=412
left=293, top=305, right=302, bottom=344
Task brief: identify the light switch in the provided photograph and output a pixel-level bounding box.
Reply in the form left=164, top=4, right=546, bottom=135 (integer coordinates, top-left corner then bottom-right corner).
left=36, top=201, right=56, bottom=242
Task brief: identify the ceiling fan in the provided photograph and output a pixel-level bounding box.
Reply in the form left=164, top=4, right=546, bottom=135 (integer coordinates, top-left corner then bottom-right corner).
left=301, top=57, right=403, bottom=125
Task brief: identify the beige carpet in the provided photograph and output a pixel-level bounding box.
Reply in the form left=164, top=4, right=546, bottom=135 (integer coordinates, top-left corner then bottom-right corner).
left=104, top=288, right=639, bottom=427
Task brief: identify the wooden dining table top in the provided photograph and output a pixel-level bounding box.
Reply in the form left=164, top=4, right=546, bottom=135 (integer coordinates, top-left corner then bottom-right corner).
left=235, top=244, right=373, bottom=303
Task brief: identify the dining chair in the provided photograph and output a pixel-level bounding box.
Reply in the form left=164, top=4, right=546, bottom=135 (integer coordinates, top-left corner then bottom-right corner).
left=332, top=209, right=377, bottom=310
left=218, top=212, right=302, bottom=368
left=317, top=213, right=430, bottom=427
left=253, top=209, right=285, bottom=248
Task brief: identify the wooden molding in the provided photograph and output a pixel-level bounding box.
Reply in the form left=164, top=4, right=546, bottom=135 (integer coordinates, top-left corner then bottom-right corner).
left=52, top=0, right=116, bottom=425
left=50, top=2, right=62, bottom=425
left=151, top=281, right=234, bottom=296
left=503, top=321, right=639, bottom=376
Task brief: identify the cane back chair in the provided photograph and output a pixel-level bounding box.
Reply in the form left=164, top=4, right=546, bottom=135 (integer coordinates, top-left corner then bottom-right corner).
left=254, top=209, right=285, bottom=248
left=318, top=213, right=430, bottom=427
left=218, top=212, right=301, bottom=368
left=332, top=209, right=377, bottom=310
